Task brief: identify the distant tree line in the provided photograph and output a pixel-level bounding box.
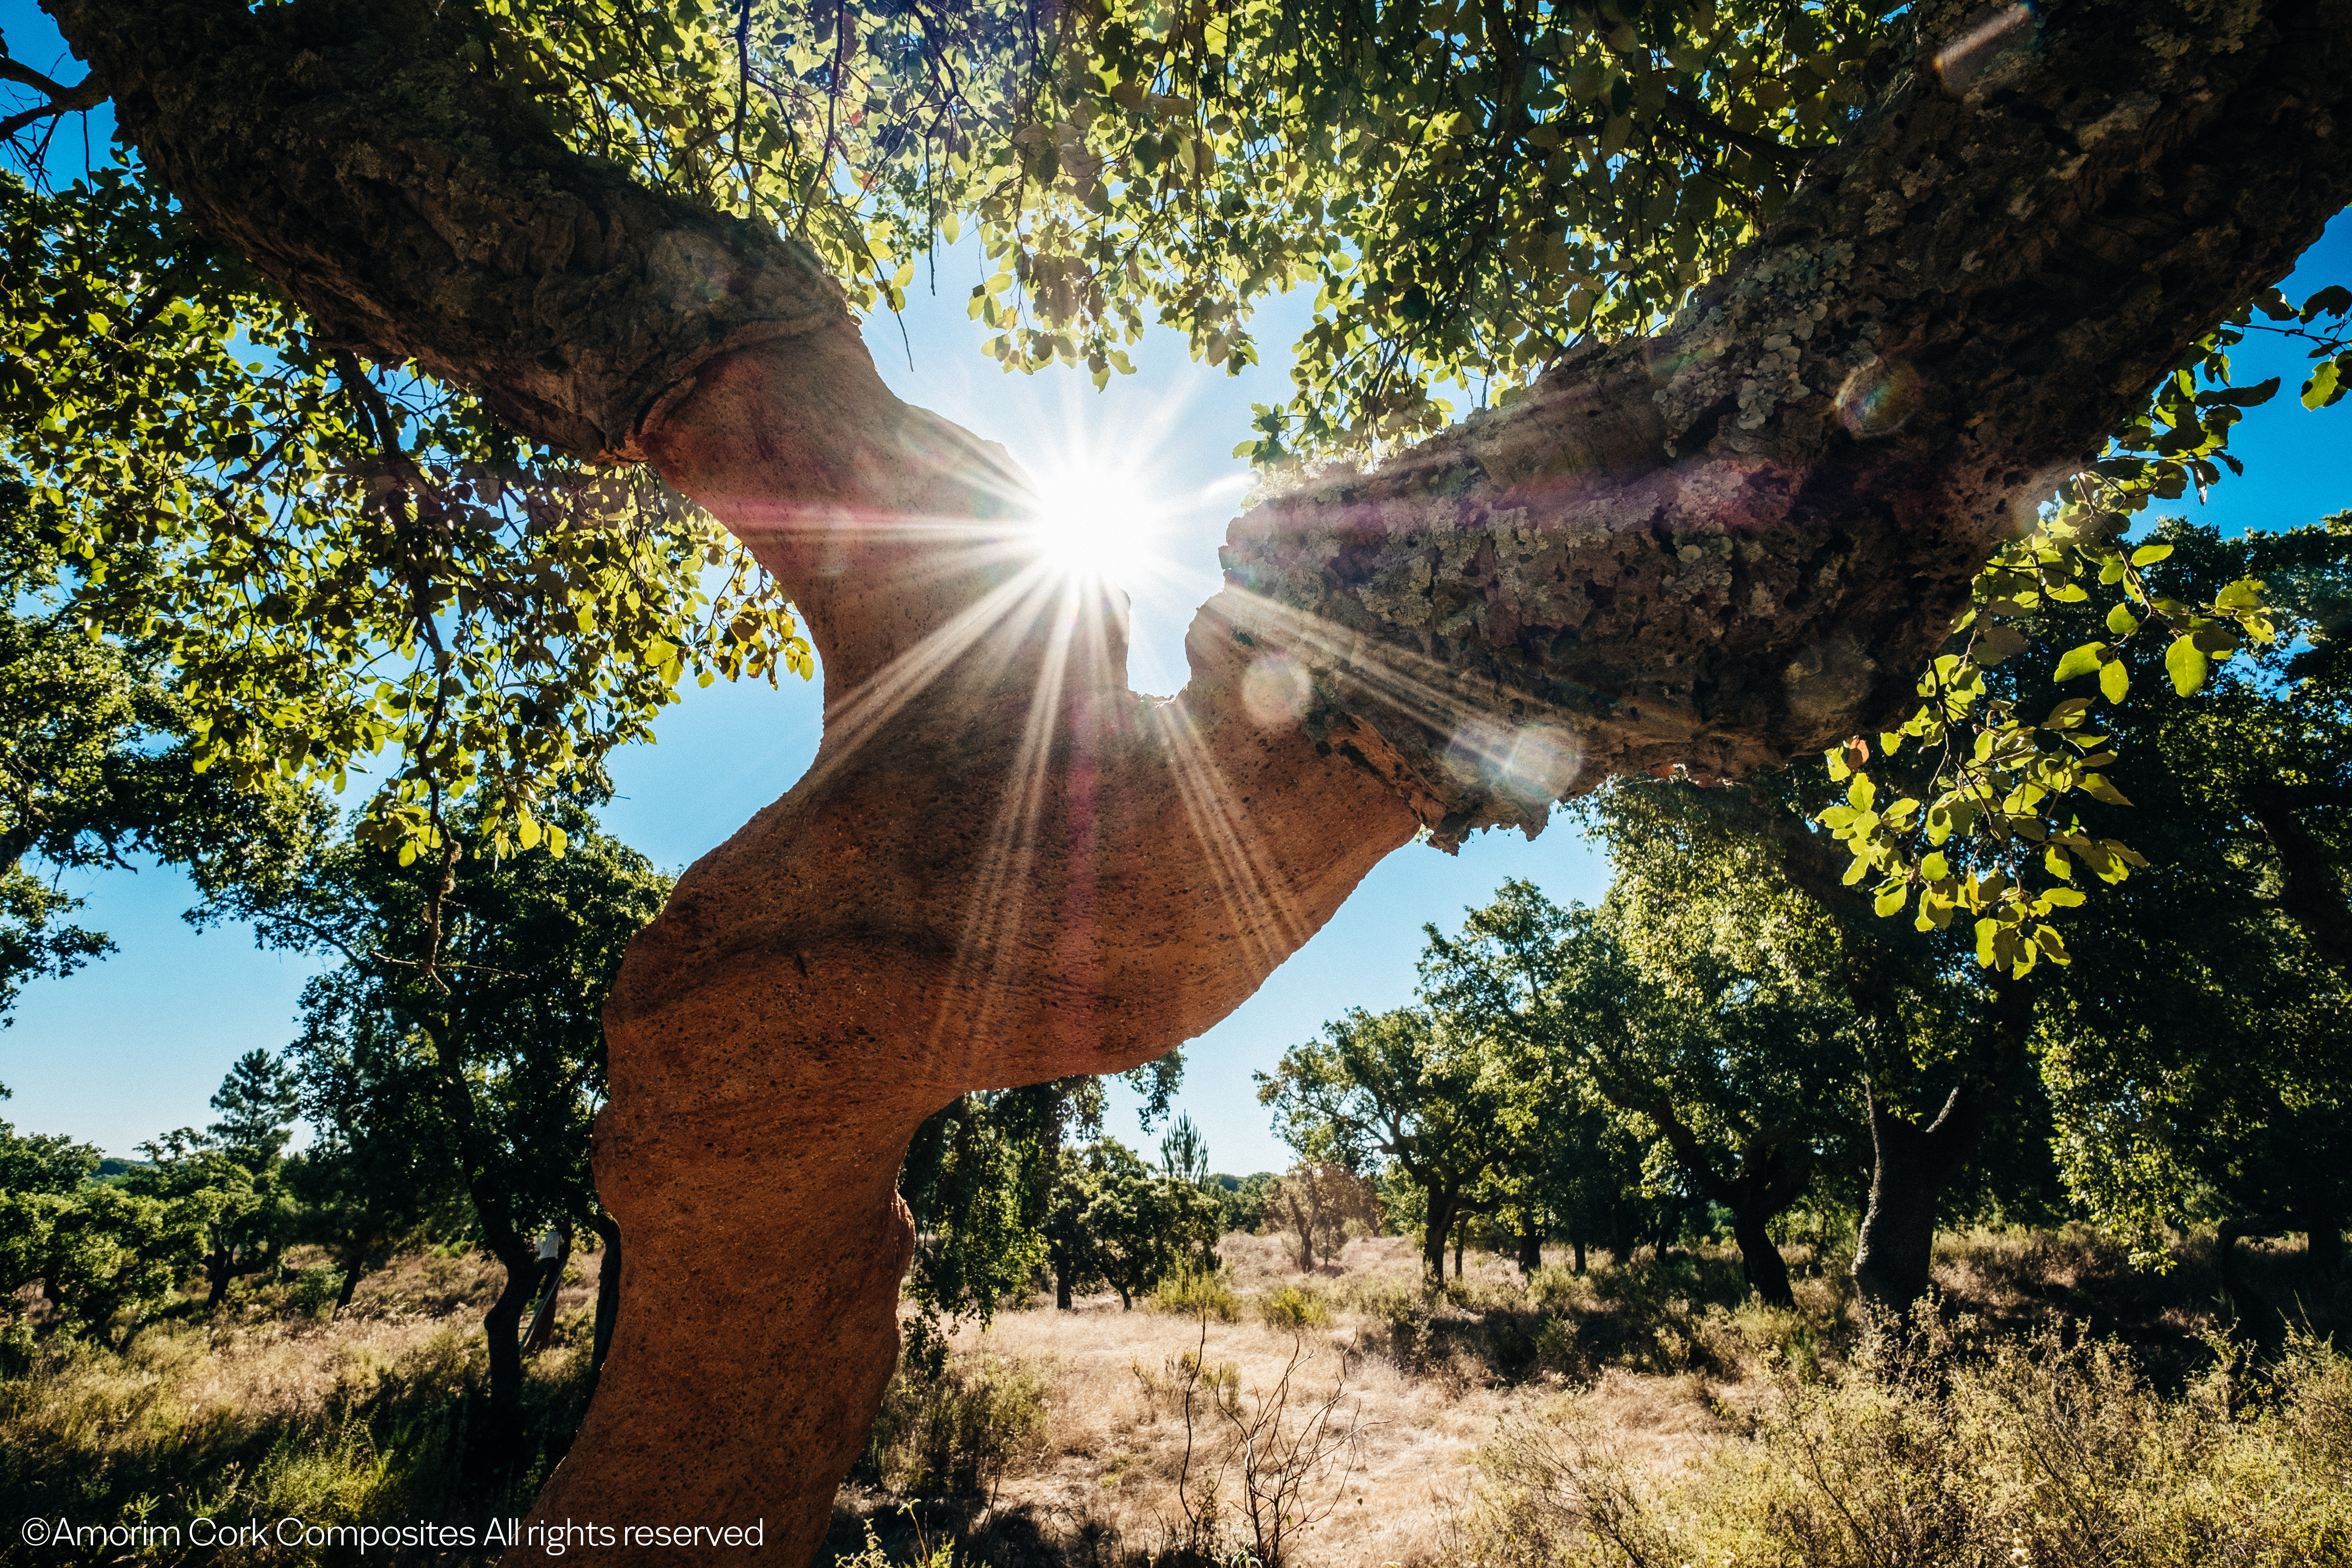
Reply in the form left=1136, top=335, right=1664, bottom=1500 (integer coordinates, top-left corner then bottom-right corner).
left=0, top=790, right=662, bottom=1489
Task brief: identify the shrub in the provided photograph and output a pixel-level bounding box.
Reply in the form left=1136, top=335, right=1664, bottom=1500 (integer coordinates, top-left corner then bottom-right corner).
left=1526, top=1265, right=1594, bottom=1315
left=860, top=1356, right=1048, bottom=1498
left=0, top=1317, right=596, bottom=1560
left=1471, top=1315, right=2352, bottom=1568
left=1260, top=1284, right=1331, bottom=1331
left=1149, top=1262, right=1241, bottom=1321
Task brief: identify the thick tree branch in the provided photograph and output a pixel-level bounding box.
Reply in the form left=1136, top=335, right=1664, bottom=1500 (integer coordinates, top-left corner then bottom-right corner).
left=0, top=51, right=105, bottom=141
left=1220, top=0, right=2352, bottom=837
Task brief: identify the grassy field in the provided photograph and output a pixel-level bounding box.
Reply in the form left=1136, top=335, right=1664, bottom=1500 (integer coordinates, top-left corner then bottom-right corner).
left=4, top=1228, right=2349, bottom=1566
left=832, top=1227, right=2352, bottom=1568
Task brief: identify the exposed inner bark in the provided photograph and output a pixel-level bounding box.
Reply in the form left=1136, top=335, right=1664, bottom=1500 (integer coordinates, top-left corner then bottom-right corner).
left=43, top=0, right=2352, bottom=1557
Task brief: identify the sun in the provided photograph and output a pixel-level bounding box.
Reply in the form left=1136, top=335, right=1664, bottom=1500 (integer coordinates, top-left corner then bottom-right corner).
left=1023, top=457, right=1162, bottom=590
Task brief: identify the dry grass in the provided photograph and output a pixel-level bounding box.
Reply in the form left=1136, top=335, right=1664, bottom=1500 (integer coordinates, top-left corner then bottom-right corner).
left=829, top=1234, right=1763, bottom=1568
left=831, top=1225, right=2352, bottom=1568
left=8, top=1223, right=2341, bottom=1568
left=0, top=1247, right=606, bottom=1564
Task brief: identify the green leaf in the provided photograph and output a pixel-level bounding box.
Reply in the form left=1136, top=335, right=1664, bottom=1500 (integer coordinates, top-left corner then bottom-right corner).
left=2105, top=602, right=2140, bottom=636
left=2052, top=642, right=2108, bottom=683
left=1873, top=882, right=1908, bottom=916
left=2302, top=355, right=2344, bottom=410
left=2130, top=543, right=2174, bottom=566
left=2165, top=634, right=2208, bottom=695
left=2099, top=657, right=2129, bottom=704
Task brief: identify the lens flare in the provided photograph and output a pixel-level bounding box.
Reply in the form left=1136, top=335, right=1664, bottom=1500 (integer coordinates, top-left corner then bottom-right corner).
left=1024, top=457, right=1162, bottom=591
left=1836, top=355, right=1925, bottom=439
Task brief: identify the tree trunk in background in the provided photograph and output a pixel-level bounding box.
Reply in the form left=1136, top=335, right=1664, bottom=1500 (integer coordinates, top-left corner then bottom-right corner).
left=587, top=1215, right=621, bottom=1388
left=1571, top=1233, right=1586, bottom=1276
left=1422, top=1185, right=1460, bottom=1284
left=1730, top=1210, right=1797, bottom=1310
left=477, top=1228, right=542, bottom=1491
left=2245, top=783, right=2352, bottom=982
left=1851, top=973, right=2033, bottom=1311
left=522, top=1226, right=572, bottom=1356
left=43, top=0, right=2352, bottom=1559
left=1653, top=1200, right=1682, bottom=1261
left=2309, top=1214, right=2346, bottom=1274
left=1517, top=1208, right=1543, bottom=1275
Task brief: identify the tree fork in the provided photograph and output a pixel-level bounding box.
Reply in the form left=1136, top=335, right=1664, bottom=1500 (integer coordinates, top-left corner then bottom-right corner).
left=41, top=0, right=2352, bottom=1557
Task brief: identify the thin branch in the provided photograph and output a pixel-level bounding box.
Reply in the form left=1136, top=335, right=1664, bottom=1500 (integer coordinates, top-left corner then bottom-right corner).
left=0, top=53, right=107, bottom=142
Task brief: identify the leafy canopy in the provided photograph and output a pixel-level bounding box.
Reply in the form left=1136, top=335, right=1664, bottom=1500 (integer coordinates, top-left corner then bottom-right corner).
left=2, top=1, right=2345, bottom=976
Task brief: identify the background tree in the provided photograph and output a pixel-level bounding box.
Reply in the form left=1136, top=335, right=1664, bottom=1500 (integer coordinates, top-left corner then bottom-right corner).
left=0, top=510, right=329, bottom=1020
left=1260, top=1006, right=1509, bottom=1283
left=206, top=793, right=668, bottom=1471
left=1424, top=882, right=1856, bottom=1307
left=1262, top=1163, right=1383, bottom=1274
left=1576, top=770, right=2042, bottom=1310
left=284, top=1007, right=470, bottom=1314
left=125, top=1050, right=301, bottom=1311
left=0, top=1087, right=209, bottom=1352
left=2025, top=518, right=2352, bottom=1279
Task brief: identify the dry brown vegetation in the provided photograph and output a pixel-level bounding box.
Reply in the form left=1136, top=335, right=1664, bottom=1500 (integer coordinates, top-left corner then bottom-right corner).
left=829, top=1227, right=2352, bottom=1568
left=4, top=1230, right=2346, bottom=1566
left=0, top=1246, right=608, bottom=1562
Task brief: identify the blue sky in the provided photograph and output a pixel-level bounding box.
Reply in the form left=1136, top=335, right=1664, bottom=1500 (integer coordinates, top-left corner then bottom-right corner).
left=3, top=0, right=2347, bottom=1170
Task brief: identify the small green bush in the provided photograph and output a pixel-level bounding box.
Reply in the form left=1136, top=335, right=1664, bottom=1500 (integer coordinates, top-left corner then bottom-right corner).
left=1526, top=1265, right=1594, bottom=1315
left=282, top=1266, right=344, bottom=1320
left=1148, top=1262, right=1240, bottom=1322
left=860, top=1357, right=1048, bottom=1498
left=1259, top=1284, right=1331, bottom=1330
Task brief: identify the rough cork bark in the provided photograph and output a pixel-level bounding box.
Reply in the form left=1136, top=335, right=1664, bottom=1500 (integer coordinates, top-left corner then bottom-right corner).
left=44, top=0, right=2352, bottom=1558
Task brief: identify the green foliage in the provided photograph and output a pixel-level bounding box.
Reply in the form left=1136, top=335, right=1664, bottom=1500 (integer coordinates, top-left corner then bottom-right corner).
left=1416, top=877, right=1864, bottom=1301
left=1258, top=1003, right=1510, bottom=1279
left=898, top=1060, right=1220, bottom=1328
left=1209, top=1170, right=1276, bottom=1234
left=901, top=1086, right=1057, bottom=1345
left=1258, top=1283, right=1331, bottom=1331
left=1149, top=1259, right=1242, bottom=1321
left=0, top=1174, right=204, bottom=1352
left=0, top=165, right=809, bottom=863
left=1820, top=287, right=2352, bottom=976
left=455, top=0, right=1900, bottom=455
left=2017, top=520, right=2352, bottom=1263
left=1054, top=1136, right=1223, bottom=1309
left=0, top=496, right=327, bottom=1019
